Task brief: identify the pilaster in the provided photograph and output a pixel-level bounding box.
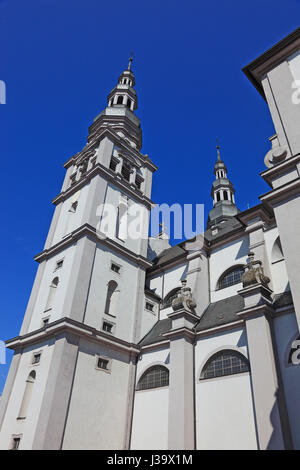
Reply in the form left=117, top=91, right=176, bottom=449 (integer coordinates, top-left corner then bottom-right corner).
left=238, top=282, right=292, bottom=449
left=164, top=288, right=198, bottom=450
left=62, top=236, right=96, bottom=323
left=0, top=351, right=22, bottom=432
left=32, top=333, right=79, bottom=450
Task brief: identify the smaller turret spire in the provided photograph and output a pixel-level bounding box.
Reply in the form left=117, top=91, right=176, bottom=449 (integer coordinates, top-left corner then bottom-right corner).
left=207, top=144, right=239, bottom=228
left=128, top=56, right=133, bottom=71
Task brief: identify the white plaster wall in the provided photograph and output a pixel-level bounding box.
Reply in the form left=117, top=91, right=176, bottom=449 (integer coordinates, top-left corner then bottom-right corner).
left=62, top=338, right=132, bottom=450
left=28, top=245, right=75, bottom=332
left=0, top=340, right=55, bottom=450
left=210, top=235, right=249, bottom=302
left=139, top=295, right=159, bottom=341
left=273, top=313, right=300, bottom=449
left=264, top=227, right=289, bottom=294
left=52, top=184, right=90, bottom=245
left=288, top=50, right=300, bottom=81
left=83, top=244, right=145, bottom=343
left=148, top=263, right=187, bottom=320
left=148, top=263, right=187, bottom=300
left=101, top=183, right=149, bottom=255
left=131, top=388, right=169, bottom=450
left=131, top=346, right=170, bottom=450
left=195, top=328, right=257, bottom=450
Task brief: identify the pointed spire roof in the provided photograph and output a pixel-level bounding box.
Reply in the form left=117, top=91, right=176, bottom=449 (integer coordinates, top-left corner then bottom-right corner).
left=92, top=57, right=142, bottom=149
left=207, top=143, right=239, bottom=228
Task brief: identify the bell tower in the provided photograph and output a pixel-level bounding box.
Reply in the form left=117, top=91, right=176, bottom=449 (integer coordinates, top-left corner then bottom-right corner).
left=0, top=59, right=157, bottom=450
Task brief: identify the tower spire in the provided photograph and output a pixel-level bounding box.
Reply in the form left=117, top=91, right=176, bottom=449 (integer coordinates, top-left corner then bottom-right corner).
left=92, top=58, right=141, bottom=149
left=207, top=144, right=239, bottom=228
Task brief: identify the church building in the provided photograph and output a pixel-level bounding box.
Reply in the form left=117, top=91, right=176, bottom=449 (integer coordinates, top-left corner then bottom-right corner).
left=1, top=28, right=300, bottom=450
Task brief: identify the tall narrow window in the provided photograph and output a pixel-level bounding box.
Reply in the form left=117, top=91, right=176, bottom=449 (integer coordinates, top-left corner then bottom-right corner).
left=121, top=162, right=131, bottom=182
left=224, top=191, right=228, bottom=200
left=105, top=280, right=119, bottom=317
left=10, top=436, right=22, bottom=450
left=271, top=236, right=284, bottom=263
left=135, top=175, right=143, bottom=190
left=127, top=98, right=132, bottom=109
left=116, top=200, right=128, bottom=241
left=18, top=371, right=36, bottom=419
left=44, top=277, right=59, bottom=312
left=117, top=95, right=123, bottom=104
left=216, top=192, right=221, bottom=202
left=109, top=157, right=118, bottom=172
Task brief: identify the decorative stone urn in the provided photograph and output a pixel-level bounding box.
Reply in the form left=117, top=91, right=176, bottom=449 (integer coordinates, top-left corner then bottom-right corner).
left=242, top=252, right=270, bottom=288
left=171, top=280, right=197, bottom=313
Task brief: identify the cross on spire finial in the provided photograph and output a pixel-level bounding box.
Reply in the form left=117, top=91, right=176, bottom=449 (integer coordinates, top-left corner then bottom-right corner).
left=128, top=53, right=134, bottom=71
left=216, top=139, right=221, bottom=162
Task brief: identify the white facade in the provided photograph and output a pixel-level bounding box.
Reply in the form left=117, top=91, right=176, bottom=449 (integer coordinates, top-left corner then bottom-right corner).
left=1, top=31, right=300, bottom=450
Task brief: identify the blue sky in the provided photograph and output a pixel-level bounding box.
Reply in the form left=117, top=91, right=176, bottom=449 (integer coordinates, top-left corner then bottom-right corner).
left=0, top=0, right=299, bottom=392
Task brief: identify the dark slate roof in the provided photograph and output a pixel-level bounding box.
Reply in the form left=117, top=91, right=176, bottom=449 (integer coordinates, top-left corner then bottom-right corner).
left=140, top=318, right=172, bottom=347
left=195, top=295, right=244, bottom=332
left=204, top=216, right=244, bottom=243
left=140, top=291, right=294, bottom=347
left=140, top=295, right=244, bottom=346
left=151, top=244, right=187, bottom=267
left=273, top=291, right=293, bottom=309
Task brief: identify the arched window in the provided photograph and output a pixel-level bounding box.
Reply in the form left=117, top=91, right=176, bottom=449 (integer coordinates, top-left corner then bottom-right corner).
left=200, top=350, right=250, bottom=380
left=216, top=192, right=221, bottom=202
left=44, top=277, right=59, bottom=312
left=127, top=98, right=132, bottom=109
left=217, top=266, right=244, bottom=290
left=117, top=95, right=123, bottom=105
left=136, top=365, right=169, bottom=391
left=271, top=236, right=284, bottom=263
left=18, top=371, right=36, bottom=419
left=224, top=191, right=228, bottom=200
left=162, top=287, right=181, bottom=309
left=105, top=280, right=119, bottom=316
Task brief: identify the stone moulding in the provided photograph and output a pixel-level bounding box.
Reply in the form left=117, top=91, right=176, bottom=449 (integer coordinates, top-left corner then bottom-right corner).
left=6, top=317, right=141, bottom=356
left=34, top=223, right=152, bottom=269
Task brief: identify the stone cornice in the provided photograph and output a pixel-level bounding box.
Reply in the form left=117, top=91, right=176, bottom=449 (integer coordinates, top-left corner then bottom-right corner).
left=162, top=326, right=195, bottom=342
left=140, top=340, right=170, bottom=352
left=260, top=154, right=300, bottom=187
left=63, top=128, right=157, bottom=172
left=34, top=223, right=153, bottom=269
left=6, top=317, right=141, bottom=356
left=195, top=319, right=245, bottom=338
left=52, top=162, right=155, bottom=210
left=236, top=303, right=275, bottom=320
left=260, top=177, right=300, bottom=209
left=236, top=204, right=274, bottom=227
left=167, top=309, right=199, bottom=323
left=243, top=27, right=300, bottom=99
